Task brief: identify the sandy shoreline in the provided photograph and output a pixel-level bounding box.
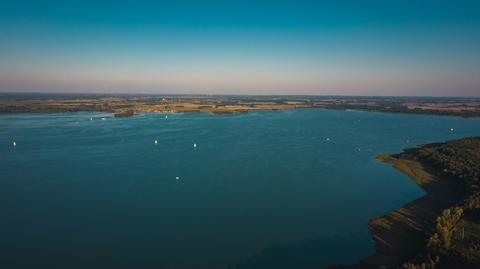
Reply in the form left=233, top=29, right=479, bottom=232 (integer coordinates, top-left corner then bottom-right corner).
left=329, top=155, right=464, bottom=269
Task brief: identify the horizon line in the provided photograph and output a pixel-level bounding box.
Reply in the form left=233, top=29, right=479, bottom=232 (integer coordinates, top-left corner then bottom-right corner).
left=0, top=90, right=479, bottom=99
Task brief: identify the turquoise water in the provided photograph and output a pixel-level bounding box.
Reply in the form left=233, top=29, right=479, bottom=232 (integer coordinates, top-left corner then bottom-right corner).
left=1, top=109, right=479, bottom=269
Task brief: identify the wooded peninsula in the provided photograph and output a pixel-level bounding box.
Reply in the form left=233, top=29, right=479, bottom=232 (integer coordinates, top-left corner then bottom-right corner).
left=331, top=137, right=480, bottom=269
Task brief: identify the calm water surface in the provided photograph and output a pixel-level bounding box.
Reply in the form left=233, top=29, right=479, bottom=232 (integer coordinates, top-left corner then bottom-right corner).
left=1, top=109, right=480, bottom=269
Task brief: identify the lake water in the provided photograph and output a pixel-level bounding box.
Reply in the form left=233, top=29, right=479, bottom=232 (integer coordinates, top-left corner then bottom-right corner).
left=1, top=109, right=480, bottom=269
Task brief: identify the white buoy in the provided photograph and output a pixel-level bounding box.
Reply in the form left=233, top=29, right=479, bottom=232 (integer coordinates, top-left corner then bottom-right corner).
left=154, top=140, right=158, bottom=145
left=12, top=141, right=16, bottom=148
left=175, top=176, right=180, bottom=180
left=193, top=143, right=197, bottom=148
left=450, top=128, right=454, bottom=132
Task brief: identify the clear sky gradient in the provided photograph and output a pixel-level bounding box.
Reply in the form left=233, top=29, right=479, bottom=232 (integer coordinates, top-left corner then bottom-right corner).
left=1, top=0, right=479, bottom=96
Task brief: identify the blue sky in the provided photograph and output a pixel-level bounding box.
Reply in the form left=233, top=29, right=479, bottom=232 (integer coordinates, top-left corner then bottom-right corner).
left=1, top=0, right=479, bottom=96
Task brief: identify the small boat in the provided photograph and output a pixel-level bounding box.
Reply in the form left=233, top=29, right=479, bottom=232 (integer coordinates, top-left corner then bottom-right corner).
left=12, top=141, right=16, bottom=148
left=154, top=140, right=158, bottom=145
left=175, top=176, right=180, bottom=180
left=450, top=128, right=455, bottom=132
left=193, top=143, right=197, bottom=148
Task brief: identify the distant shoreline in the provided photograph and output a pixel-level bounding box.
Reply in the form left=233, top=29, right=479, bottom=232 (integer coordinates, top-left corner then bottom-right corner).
left=1, top=95, right=480, bottom=118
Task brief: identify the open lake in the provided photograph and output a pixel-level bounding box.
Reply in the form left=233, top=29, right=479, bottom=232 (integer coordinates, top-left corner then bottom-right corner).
left=1, top=109, right=480, bottom=269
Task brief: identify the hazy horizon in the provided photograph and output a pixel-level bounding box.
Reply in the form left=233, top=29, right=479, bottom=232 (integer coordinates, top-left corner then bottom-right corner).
left=1, top=90, right=480, bottom=98
left=1, top=1, right=479, bottom=97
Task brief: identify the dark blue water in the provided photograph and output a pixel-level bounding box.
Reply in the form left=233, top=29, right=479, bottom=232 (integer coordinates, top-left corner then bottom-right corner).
left=1, top=109, right=479, bottom=269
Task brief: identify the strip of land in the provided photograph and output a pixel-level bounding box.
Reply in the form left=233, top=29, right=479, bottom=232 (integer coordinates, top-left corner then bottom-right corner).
left=1, top=94, right=479, bottom=118
left=329, top=137, right=480, bottom=269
